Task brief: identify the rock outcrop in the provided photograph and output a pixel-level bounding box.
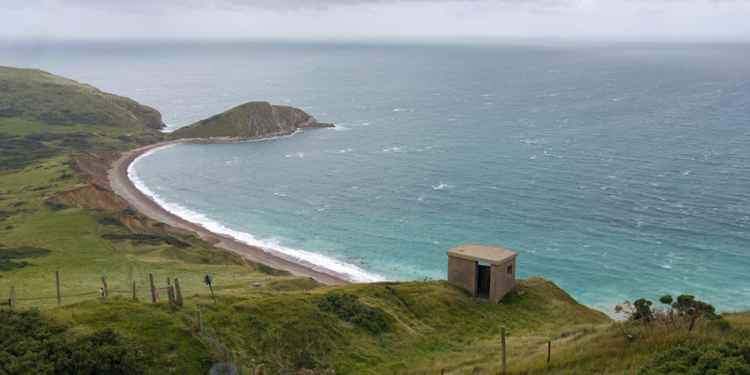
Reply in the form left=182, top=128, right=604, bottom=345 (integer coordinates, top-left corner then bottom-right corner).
left=171, top=101, right=333, bottom=140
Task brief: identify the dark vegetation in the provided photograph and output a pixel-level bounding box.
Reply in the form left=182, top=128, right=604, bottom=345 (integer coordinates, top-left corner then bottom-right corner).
left=640, top=331, right=750, bottom=375
left=0, top=133, right=58, bottom=170
left=0, top=245, right=51, bottom=271
left=102, top=233, right=192, bottom=248
left=0, top=309, right=146, bottom=375
left=318, top=292, right=390, bottom=334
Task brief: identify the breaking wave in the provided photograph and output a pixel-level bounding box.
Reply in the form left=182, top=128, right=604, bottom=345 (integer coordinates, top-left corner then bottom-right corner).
left=128, top=147, right=385, bottom=283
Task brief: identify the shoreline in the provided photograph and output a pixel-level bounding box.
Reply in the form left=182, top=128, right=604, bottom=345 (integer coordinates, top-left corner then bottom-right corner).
left=108, top=134, right=351, bottom=285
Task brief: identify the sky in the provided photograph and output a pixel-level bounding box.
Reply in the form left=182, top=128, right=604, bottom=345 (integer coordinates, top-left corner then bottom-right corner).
left=2, top=0, right=750, bottom=42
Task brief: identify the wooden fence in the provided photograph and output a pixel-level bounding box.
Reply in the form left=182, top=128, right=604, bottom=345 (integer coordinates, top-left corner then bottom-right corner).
left=1, top=274, right=564, bottom=375
left=0, top=270, right=203, bottom=310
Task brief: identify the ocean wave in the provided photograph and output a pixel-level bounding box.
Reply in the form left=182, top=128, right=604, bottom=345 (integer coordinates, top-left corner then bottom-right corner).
left=128, top=149, right=385, bottom=283
left=432, top=183, right=449, bottom=191
left=285, top=152, right=305, bottom=159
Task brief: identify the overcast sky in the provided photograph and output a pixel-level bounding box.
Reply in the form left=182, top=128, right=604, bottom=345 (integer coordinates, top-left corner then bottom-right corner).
left=2, top=0, right=750, bottom=42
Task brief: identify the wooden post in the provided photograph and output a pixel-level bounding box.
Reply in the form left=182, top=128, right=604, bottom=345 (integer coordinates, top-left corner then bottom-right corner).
left=55, top=270, right=61, bottom=305
left=174, top=278, right=183, bottom=307
left=9, top=286, right=15, bottom=310
left=149, top=273, right=157, bottom=303
left=101, top=276, right=109, bottom=298
left=197, top=306, right=204, bottom=335
left=132, top=280, right=137, bottom=301
left=501, top=326, right=507, bottom=375
left=167, top=285, right=175, bottom=306
left=547, top=340, right=551, bottom=367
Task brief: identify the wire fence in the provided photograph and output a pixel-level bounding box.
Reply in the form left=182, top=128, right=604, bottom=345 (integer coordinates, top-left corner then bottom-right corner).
left=0, top=273, right=580, bottom=375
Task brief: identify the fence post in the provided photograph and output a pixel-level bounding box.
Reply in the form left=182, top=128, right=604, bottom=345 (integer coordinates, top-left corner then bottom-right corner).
left=167, top=285, right=175, bottom=306
left=174, top=278, right=183, bottom=307
left=101, top=276, right=109, bottom=298
left=547, top=340, right=551, bottom=367
left=132, top=280, right=137, bottom=301
left=501, top=326, right=507, bottom=375
left=149, top=273, right=157, bottom=303
left=197, top=306, right=204, bottom=335
left=9, top=286, right=15, bottom=310
left=55, top=270, right=61, bottom=305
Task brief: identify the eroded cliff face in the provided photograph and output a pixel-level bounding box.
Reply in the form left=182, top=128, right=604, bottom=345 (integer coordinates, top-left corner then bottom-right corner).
left=170, top=101, right=333, bottom=140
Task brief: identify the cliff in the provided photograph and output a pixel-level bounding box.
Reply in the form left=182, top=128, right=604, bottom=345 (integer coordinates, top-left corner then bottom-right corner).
left=171, top=101, right=333, bottom=140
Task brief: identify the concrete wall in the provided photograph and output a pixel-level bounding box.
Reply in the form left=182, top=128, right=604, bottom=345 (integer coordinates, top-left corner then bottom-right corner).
left=447, top=256, right=477, bottom=296
left=490, top=258, right=517, bottom=303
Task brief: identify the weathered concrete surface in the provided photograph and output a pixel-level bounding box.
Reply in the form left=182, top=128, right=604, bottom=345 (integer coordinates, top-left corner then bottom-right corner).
left=447, top=256, right=477, bottom=296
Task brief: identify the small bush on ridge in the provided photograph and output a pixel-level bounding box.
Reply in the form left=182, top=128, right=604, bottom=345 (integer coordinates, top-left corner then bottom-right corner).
left=318, top=293, right=389, bottom=334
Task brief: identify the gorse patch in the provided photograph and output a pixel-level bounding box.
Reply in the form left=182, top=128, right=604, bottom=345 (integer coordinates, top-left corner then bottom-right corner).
left=318, top=293, right=390, bottom=334
left=640, top=332, right=750, bottom=375
left=0, top=310, right=146, bottom=375
left=0, top=245, right=51, bottom=271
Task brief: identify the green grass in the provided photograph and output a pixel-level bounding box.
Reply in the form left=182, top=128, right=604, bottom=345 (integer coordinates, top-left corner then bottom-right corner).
left=39, top=278, right=609, bottom=375
left=0, top=156, right=290, bottom=310
left=0, top=66, right=163, bottom=131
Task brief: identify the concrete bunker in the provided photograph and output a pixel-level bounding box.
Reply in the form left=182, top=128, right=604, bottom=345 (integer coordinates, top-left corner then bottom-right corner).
left=447, top=244, right=517, bottom=303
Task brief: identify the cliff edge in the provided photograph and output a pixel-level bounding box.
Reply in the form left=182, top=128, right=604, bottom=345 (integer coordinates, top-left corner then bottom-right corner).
left=171, top=101, right=333, bottom=140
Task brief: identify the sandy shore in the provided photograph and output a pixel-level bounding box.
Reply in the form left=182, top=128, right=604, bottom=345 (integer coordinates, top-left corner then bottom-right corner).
left=108, top=138, right=349, bottom=285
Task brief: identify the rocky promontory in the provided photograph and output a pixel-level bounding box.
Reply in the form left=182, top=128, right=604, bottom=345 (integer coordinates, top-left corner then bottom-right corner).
left=171, top=101, right=333, bottom=140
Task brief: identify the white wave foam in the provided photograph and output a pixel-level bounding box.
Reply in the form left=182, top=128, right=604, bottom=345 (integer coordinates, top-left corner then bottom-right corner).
left=128, top=148, right=385, bottom=283
left=432, top=183, right=449, bottom=191
left=382, top=146, right=402, bottom=153
left=285, top=152, right=305, bottom=159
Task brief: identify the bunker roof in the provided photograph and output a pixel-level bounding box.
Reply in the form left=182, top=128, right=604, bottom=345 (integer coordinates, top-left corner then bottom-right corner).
left=447, top=244, right=517, bottom=264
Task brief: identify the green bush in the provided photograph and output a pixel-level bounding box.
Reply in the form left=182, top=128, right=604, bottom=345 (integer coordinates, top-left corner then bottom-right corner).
left=0, top=309, right=145, bottom=375
left=318, top=293, right=389, bottom=334
left=640, top=335, right=750, bottom=375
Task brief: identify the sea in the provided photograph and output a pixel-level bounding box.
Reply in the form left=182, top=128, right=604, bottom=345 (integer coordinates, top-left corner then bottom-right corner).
left=3, top=40, right=749, bottom=312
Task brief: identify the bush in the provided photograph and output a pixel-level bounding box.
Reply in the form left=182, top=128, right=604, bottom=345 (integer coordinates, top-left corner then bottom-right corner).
left=0, top=309, right=145, bottom=375
left=640, top=335, right=750, bottom=375
left=318, top=293, right=390, bottom=334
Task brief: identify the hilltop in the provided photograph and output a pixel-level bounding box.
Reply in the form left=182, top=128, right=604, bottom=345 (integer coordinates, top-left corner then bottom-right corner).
left=172, top=101, right=334, bottom=140
left=0, top=66, right=164, bottom=131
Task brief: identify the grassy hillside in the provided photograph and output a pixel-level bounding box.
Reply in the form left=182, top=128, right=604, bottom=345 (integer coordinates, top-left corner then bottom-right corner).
left=0, top=66, right=165, bottom=170
left=43, top=278, right=609, bottom=374
left=171, top=101, right=333, bottom=139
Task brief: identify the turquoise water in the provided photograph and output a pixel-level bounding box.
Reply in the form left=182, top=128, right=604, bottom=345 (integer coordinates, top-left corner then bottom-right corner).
left=4, top=41, right=750, bottom=311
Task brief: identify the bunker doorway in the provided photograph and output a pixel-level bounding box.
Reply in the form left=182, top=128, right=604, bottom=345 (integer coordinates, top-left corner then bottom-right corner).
left=476, top=262, right=491, bottom=298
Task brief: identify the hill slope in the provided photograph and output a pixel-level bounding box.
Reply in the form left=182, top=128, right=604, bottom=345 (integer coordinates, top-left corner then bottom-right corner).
left=0, top=66, right=165, bottom=170
left=0, top=66, right=164, bottom=130
left=171, top=101, right=333, bottom=139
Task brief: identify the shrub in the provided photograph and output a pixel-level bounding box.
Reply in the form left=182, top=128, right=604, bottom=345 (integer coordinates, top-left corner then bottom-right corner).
left=0, top=309, right=145, bottom=375
left=318, top=293, right=389, bottom=334
left=640, top=335, right=750, bottom=375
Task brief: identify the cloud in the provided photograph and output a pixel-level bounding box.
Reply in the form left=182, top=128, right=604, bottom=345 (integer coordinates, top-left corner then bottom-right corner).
left=2, top=0, right=750, bottom=41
